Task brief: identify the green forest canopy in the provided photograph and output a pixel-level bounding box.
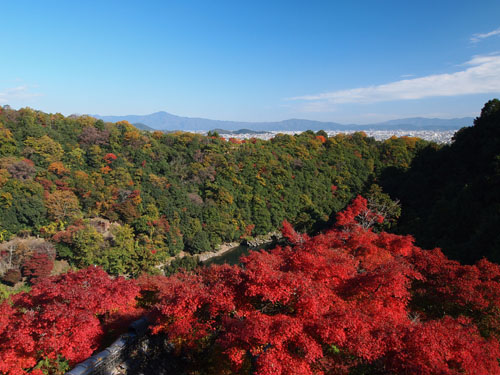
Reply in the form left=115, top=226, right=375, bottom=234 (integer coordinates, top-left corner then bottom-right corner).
left=0, top=104, right=431, bottom=275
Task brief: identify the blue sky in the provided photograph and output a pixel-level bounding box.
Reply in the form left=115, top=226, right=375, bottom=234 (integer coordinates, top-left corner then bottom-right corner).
left=1, top=0, right=500, bottom=123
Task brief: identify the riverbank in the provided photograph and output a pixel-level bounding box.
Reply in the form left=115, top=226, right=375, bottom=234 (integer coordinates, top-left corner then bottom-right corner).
left=197, top=241, right=241, bottom=262
left=199, top=231, right=282, bottom=263
left=161, top=231, right=283, bottom=273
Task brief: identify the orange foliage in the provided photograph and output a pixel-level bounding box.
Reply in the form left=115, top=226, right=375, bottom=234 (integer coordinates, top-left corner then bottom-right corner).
left=100, top=166, right=112, bottom=174
left=48, top=161, right=69, bottom=176
left=315, top=135, right=326, bottom=143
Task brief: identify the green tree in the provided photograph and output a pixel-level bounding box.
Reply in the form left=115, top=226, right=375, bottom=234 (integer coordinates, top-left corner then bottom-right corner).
left=24, top=135, right=64, bottom=166
left=72, top=225, right=104, bottom=267
left=101, top=224, right=136, bottom=275
left=185, top=231, right=211, bottom=254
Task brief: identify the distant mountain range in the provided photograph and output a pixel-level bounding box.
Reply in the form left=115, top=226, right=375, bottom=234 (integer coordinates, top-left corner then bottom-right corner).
left=129, top=122, right=156, bottom=131
left=91, top=111, right=474, bottom=132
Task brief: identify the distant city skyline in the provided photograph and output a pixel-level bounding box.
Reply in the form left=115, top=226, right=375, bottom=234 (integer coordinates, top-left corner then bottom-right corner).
left=1, top=0, right=500, bottom=123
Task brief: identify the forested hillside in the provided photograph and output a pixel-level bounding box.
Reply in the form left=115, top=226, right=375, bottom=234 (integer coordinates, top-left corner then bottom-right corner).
left=382, top=99, right=500, bottom=264
left=1, top=100, right=500, bottom=375
left=0, top=105, right=427, bottom=276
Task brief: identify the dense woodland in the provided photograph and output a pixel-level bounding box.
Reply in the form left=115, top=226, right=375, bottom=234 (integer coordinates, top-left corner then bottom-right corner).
left=381, top=99, right=500, bottom=264
left=0, top=104, right=427, bottom=278
left=0, top=100, right=499, bottom=374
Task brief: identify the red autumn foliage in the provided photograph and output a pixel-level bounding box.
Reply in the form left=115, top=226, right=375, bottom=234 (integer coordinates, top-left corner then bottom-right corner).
left=281, top=219, right=304, bottom=245
left=103, top=153, right=117, bottom=164
left=139, top=197, right=500, bottom=375
left=52, top=221, right=85, bottom=244
left=240, top=224, right=255, bottom=239
left=34, top=177, right=53, bottom=191
left=0, top=267, right=140, bottom=375
left=22, top=253, right=54, bottom=282
left=388, top=316, right=500, bottom=374
left=336, top=195, right=385, bottom=229
left=147, top=216, right=171, bottom=233
left=3, top=197, right=500, bottom=374
left=229, top=137, right=244, bottom=144
left=54, top=179, right=72, bottom=191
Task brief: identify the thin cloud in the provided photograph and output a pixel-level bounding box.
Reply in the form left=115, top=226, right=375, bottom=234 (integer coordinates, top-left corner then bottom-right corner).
left=289, top=55, right=500, bottom=109
left=470, top=26, right=500, bottom=43
left=0, top=85, right=41, bottom=104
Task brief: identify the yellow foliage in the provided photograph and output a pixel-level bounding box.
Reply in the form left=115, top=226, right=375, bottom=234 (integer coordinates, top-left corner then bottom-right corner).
left=0, top=125, right=13, bottom=141
left=0, top=229, right=9, bottom=243
left=255, top=173, right=266, bottom=186
left=401, top=136, right=419, bottom=149
left=308, top=138, right=322, bottom=150
left=0, top=169, right=9, bottom=187
left=24, top=135, right=64, bottom=163
left=149, top=173, right=169, bottom=189
left=218, top=189, right=234, bottom=205
left=76, top=115, right=97, bottom=128
left=116, top=120, right=135, bottom=131
left=231, top=176, right=242, bottom=185
left=69, top=147, right=85, bottom=166
left=39, top=221, right=65, bottom=237
left=294, top=145, right=311, bottom=160
left=0, top=192, right=13, bottom=208
left=134, top=169, right=143, bottom=180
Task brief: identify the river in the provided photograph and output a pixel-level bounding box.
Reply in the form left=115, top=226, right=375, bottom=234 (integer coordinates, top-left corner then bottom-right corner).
left=203, top=243, right=273, bottom=266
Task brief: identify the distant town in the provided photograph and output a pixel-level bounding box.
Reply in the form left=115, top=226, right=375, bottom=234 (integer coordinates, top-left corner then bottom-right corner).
left=212, top=130, right=457, bottom=144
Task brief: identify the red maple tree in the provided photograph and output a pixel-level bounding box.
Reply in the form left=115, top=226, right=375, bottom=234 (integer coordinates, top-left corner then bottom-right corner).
left=22, top=253, right=54, bottom=282
left=139, top=196, right=500, bottom=374
left=0, top=267, right=141, bottom=375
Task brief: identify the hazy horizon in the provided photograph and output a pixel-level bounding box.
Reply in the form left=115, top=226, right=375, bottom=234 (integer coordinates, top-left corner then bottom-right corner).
left=90, top=109, right=476, bottom=127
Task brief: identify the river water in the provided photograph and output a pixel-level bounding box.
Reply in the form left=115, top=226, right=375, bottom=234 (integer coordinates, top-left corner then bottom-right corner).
left=203, top=243, right=273, bottom=266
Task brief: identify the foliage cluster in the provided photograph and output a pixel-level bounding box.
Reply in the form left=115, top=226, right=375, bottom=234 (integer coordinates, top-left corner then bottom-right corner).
left=0, top=267, right=140, bottom=375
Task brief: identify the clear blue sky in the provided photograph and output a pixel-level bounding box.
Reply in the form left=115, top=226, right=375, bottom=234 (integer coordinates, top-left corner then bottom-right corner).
left=1, top=0, right=500, bottom=123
